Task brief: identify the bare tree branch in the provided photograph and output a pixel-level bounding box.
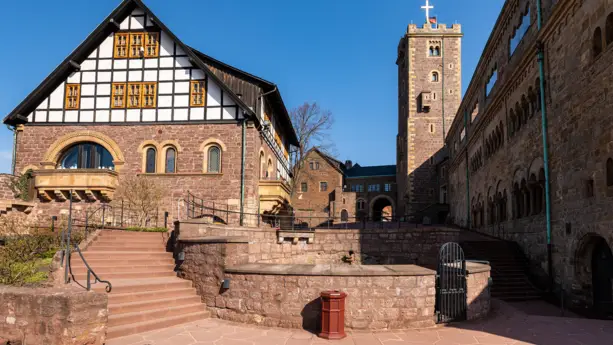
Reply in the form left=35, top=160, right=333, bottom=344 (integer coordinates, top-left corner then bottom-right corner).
left=289, top=102, right=335, bottom=197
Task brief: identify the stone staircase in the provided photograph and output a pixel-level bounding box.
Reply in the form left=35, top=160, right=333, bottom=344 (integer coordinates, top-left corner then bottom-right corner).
left=0, top=200, right=35, bottom=215
left=70, top=230, right=208, bottom=339
left=461, top=239, right=542, bottom=301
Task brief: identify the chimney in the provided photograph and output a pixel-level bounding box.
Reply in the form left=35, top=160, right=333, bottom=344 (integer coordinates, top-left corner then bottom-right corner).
left=345, top=160, right=353, bottom=169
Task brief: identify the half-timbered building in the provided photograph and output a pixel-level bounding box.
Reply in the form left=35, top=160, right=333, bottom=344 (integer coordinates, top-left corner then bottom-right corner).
left=3, top=0, right=298, bottom=222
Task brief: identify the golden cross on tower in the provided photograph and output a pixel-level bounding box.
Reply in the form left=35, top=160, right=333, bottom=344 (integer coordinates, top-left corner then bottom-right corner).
left=421, top=0, right=434, bottom=23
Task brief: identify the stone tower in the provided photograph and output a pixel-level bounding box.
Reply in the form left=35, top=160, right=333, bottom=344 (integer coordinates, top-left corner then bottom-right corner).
left=396, top=19, right=462, bottom=217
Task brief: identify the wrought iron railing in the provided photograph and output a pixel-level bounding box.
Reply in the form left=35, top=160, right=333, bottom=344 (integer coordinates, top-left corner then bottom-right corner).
left=183, top=191, right=427, bottom=231
left=72, top=244, right=112, bottom=292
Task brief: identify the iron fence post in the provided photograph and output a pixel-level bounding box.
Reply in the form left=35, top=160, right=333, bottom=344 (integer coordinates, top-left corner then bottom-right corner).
left=121, top=200, right=124, bottom=227
left=102, top=204, right=106, bottom=228
left=227, top=203, right=230, bottom=225
left=213, top=202, right=215, bottom=221
left=87, top=270, right=91, bottom=291
left=51, top=216, right=56, bottom=232
left=85, top=212, right=89, bottom=239
left=164, top=211, right=169, bottom=228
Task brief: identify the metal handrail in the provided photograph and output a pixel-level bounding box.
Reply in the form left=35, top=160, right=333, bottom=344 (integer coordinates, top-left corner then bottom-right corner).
left=184, top=191, right=432, bottom=230
left=72, top=244, right=112, bottom=293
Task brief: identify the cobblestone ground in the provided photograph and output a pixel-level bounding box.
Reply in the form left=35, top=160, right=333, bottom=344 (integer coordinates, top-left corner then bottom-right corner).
left=106, top=301, right=613, bottom=345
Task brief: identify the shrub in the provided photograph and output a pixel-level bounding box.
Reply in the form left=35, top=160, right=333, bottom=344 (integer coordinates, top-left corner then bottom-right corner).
left=115, top=176, right=166, bottom=228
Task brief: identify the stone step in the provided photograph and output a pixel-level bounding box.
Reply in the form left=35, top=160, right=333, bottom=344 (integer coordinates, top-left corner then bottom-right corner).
left=91, top=278, right=191, bottom=294
left=82, top=251, right=173, bottom=260
left=109, top=295, right=202, bottom=314
left=73, top=270, right=175, bottom=280
left=71, top=258, right=174, bottom=267
left=99, top=230, right=166, bottom=237
left=91, top=240, right=164, bottom=247
left=71, top=264, right=175, bottom=274
left=86, top=245, right=167, bottom=252
left=108, top=287, right=197, bottom=304
left=106, top=311, right=208, bottom=339
left=108, top=303, right=205, bottom=327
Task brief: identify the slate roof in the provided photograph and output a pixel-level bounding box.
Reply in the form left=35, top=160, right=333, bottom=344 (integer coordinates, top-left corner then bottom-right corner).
left=345, top=164, right=396, bottom=178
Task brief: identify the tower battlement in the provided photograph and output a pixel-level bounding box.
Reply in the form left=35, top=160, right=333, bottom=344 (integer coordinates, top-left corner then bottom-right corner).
left=406, top=23, right=462, bottom=35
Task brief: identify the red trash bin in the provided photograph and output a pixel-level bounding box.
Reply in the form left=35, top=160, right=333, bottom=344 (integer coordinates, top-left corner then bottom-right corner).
left=319, top=290, right=347, bottom=340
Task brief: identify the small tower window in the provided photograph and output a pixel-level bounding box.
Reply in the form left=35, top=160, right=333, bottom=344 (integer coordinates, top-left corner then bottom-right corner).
left=429, top=123, right=435, bottom=133
left=606, top=13, right=613, bottom=46
left=593, top=27, right=603, bottom=58
left=431, top=71, right=439, bottom=82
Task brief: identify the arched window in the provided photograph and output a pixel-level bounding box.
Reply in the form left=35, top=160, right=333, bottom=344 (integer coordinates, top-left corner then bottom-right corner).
left=57, top=142, right=114, bottom=170
left=431, top=71, right=439, bottom=82
left=259, top=152, right=265, bottom=179
left=165, top=147, right=176, bottom=173
left=594, top=27, right=603, bottom=58
left=433, top=47, right=440, bottom=56
left=607, top=158, right=613, bottom=186
left=429, top=46, right=435, bottom=56
left=607, top=13, right=613, bottom=46
left=207, top=146, right=221, bottom=173
left=145, top=147, right=156, bottom=173
left=267, top=159, right=273, bottom=179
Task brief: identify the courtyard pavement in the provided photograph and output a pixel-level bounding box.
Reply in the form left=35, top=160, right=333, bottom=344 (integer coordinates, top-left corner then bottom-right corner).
left=106, top=300, right=613, bottom=345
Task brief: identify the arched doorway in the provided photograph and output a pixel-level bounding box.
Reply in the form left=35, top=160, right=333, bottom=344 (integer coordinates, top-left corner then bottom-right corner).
left=575, top=234, right=613, bottom=316
left=340, top=209, right=348, bottom=222
left=370, top=196, right=394, bottom=222
left=592, top=238, right=613, bottom=315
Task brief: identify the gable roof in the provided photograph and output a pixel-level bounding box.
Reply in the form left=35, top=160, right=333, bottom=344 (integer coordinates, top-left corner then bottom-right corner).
left=189, top=48, right=299, bottom=146
left=306, top=148, right=344, bottom=174
left=345, top=164, right=396, bottom=178
left=3, top=0, right=297, bottom=148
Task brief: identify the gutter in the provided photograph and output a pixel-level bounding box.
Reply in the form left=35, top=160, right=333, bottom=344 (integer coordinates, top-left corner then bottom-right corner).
left=240, top=120, right=246, bottom=226
left=536, top=0, right=553, bottom=286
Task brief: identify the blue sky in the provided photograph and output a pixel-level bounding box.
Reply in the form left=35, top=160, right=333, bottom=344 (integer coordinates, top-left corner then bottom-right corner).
left=0, top=0, right=504, bottom=173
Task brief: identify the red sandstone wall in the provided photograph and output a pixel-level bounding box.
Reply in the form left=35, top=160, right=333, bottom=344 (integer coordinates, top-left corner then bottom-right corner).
left=0, top=175, right=16, bottom=200
left=14, top=123, right=267, bottom=222
left=0, top=285, right=108, bottom=344
left=466, top=268, right=491, bottom=320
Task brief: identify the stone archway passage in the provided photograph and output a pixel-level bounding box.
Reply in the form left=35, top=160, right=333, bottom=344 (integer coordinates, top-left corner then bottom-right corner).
left=371, top=197, right=393, bottom=222
left=340, top=209, right=348, bottom=222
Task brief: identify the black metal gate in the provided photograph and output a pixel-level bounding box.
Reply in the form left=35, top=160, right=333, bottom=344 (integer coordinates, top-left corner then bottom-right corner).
left=436, top=242, right=467, bottom=323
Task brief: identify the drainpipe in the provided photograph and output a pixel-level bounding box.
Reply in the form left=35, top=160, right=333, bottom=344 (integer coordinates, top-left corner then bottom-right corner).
left=464, top=111, right=470, bottom=229
left=536, top=0, right=553, bottom=286
left=441, top=38, right=446, bottom=142
left=7, top=125, right=17, bottom=175
left=240, top=119, right=246, bottom=226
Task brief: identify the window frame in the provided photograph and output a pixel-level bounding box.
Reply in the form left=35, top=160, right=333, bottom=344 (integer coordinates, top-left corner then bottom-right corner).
left=142, top=82, right=157, bottom=108
left=320, top=181, right=328, bottom=192
left=127, top=83, right=142, bottom=108
left=65, top=84, right=81, bottom=110
left=301, top=182, right=308, bottom=193
left=111, top=83, right=126, bottom=109
left=190, top=80, right=206, bottom=107
left=113, top=33, right=129, bottom=58
left=207, top=145, right=222, bottom=173
left=144, top=32, right=159, bottom=58
left=145, top=147, right=157, bottom=173
left=165, top=147, right=177, bottom=173
left=129, top=33, right=144, bottom=59
left=57, top=142, right=114, bottom=170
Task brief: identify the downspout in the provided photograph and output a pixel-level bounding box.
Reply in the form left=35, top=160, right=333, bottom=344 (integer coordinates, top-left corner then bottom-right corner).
left=7, top=125, right=17, bottom=175
left=464, top=111, right=470, bottom=228
left=536, top=0, right=553, bottom=285
left=441, top=38, right=446, bottom=141
left=240, top=119, right=246, bottom=226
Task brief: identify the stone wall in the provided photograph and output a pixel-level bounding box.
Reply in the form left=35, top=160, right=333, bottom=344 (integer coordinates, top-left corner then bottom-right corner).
left=219, top=270, right=436, bottom=330
left=445, top=0, right=613, bottom=310
left=466, top=264, right=491, bottom=320
left=14, top=123, right=269, bottom=222
left=0, top=175, right=16, bottom=200
left=177, top=221, right=460, bottom=267
left=0, top=285, right=107, bottom=345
